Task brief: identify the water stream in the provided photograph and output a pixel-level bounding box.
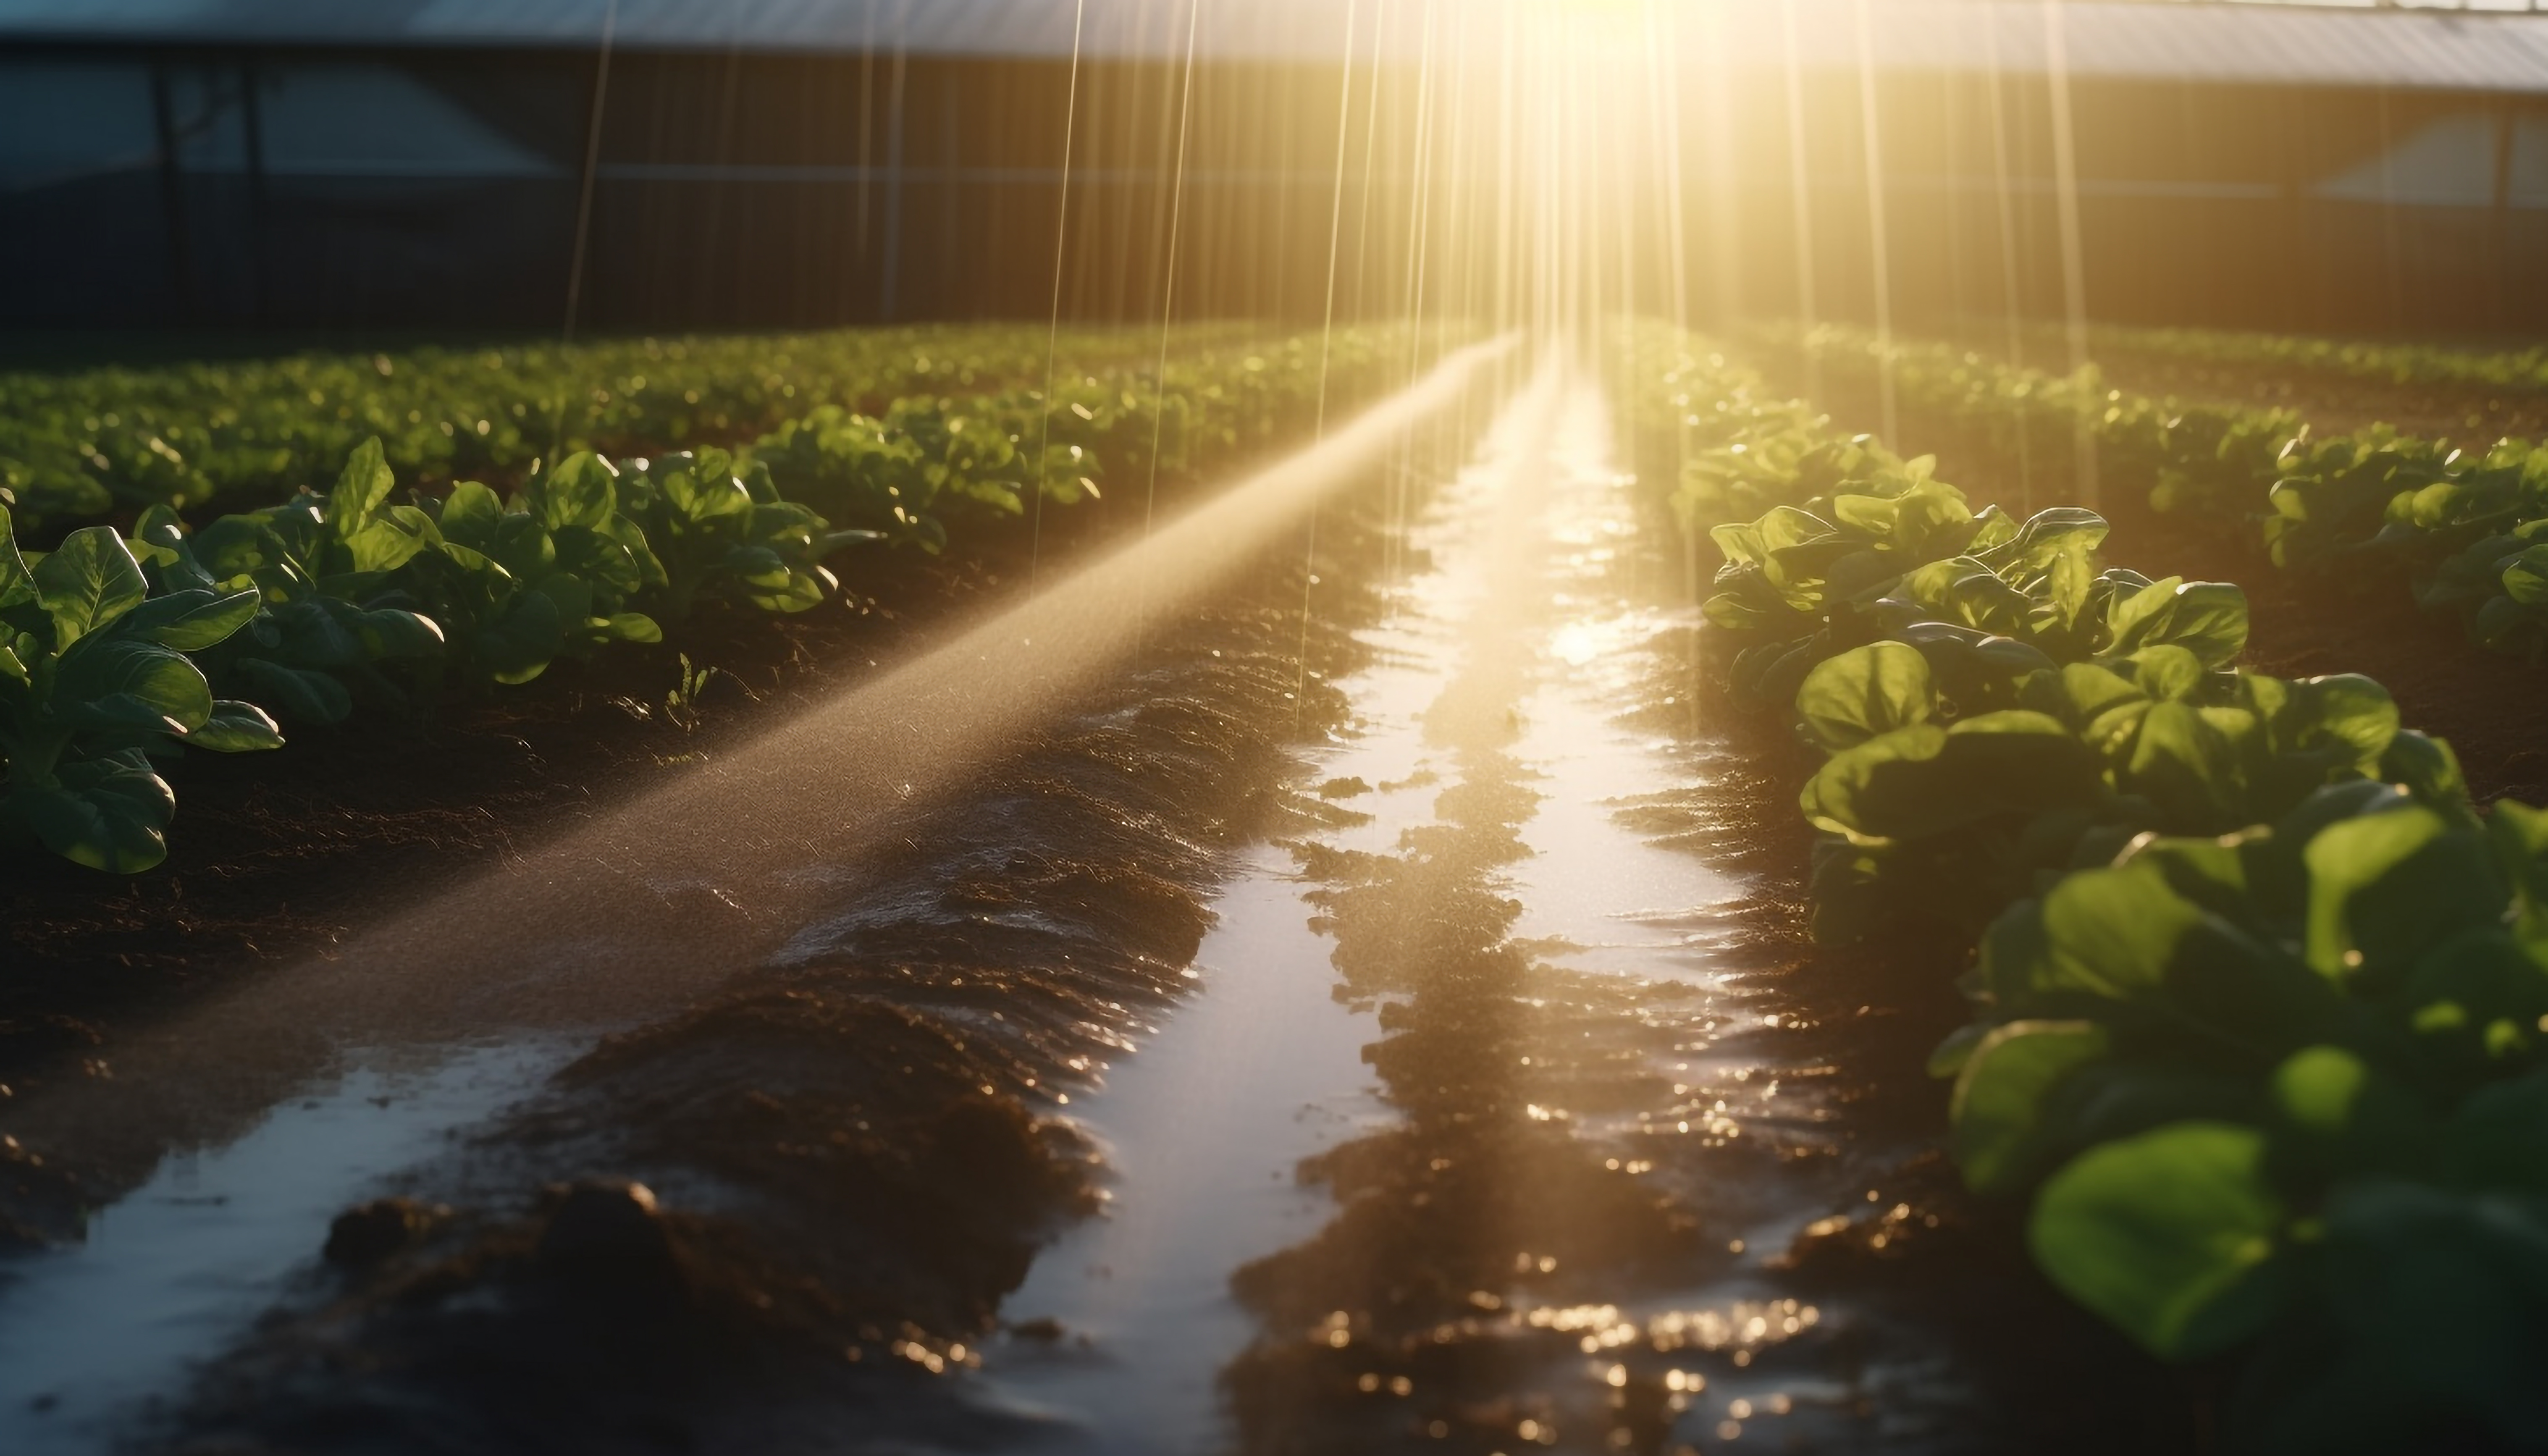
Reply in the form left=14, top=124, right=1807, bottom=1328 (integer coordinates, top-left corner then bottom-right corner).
left=0, top=1040, right=576, bottom=1456
left=978, top=366, right=1761, bottom=1452
left=0, top=365, right=1811, bottom=1454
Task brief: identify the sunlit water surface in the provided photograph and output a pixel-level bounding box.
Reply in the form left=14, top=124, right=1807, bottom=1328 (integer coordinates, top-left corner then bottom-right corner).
left=977, top=370, right=1756, bottom=1451
left=0, top=1041, right=573, bottom=1456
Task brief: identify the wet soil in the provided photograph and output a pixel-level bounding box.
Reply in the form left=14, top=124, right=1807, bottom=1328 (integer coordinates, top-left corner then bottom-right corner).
left=2, top=359, right=2229, bottom=1455
left=1212, top=377, right=2205, bottom=1456
left=109, top=504, right=1402, bottom=1456
left=0, top=350, right=1497, bottom=1451
left=0, top=417, right=1335, bottom=1120
left=0, top=548, right=975, bottom=1082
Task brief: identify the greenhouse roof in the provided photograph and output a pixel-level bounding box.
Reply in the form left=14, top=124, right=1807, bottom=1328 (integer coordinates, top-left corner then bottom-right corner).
left=4, top=0, right=2548, bottom=95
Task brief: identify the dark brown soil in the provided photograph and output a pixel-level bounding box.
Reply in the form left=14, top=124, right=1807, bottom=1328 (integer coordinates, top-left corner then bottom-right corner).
left=0, top=527, right=999, bottom=1094
left=1213, top=457, right=2205, bottom=1455
left=134, top=496, right=1399, bottom=1456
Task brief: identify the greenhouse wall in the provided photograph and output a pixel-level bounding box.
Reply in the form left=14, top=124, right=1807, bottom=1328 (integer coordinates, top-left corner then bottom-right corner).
left=4, top=24, right=2547, bottom=339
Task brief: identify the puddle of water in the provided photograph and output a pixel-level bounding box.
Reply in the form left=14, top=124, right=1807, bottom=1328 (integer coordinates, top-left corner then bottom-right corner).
left=981, top=847, right=1387, bottom=1455
left=1504, top=386, right=1743, bottom=984
left=0, top=1041, right=571, bottom=1456
left=974, top=383, right=1552, bottom=1454
left=1509, top=682, right=1741, bottom=982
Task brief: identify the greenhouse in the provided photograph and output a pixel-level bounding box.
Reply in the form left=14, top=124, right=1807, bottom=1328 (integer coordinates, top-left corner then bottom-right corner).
left=3, top=1, right=2548, bottom=1453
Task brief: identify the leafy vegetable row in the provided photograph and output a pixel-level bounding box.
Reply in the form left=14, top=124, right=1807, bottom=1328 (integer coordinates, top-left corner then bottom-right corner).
left=0, top=322, right=1258, bottom=539
left=3, top=326, right=1421, bottom=875
left=1746, top=323, right=2548, bottom=666
left=2070, top=320, right=2548, bottom=399
left=1616, top=321, right=2548, bottom=1454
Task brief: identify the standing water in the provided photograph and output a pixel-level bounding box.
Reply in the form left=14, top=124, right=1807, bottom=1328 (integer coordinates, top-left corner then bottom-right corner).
left=980, top=364, right=1752, bottom=1451
left=0, top=1041, right=575, bottom=1456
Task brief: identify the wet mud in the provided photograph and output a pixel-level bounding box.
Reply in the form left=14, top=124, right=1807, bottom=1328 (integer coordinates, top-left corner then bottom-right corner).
left=3, top=358, right=2230, bottom=1454
left=0, top=351, right=1519, bottom=1452
left=1214, top=374, right=2205, bottom=1456
left=116, top=514, right=1400, bottom=1456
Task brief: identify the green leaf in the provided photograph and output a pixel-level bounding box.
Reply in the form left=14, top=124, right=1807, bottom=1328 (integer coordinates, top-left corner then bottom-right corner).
left=1984, top=506, right=2111, bottom=577
left=2303, top=805, right=2506, bottom=981
left=342, top=509, right=436, bottom=575
left=326, top=437, right=396, bottom=536
left=57, top=636, right=215, bottom=735
left=2120, top=645, right=2207, bottom=703
left=32, top=526, right=150, bottom=649
left=2002, top=860, right=2205, bottom=1004
left=5, top=750, right=176, bottom=872
left=236, top=657, right=354, bottom=724
left=2488, top=798, right=2548, bottom=931
left=665, top=456, right=753, bottom=524
left=472, top=588, right=564, bottom=685
left=186, top=699, right=286, bottom=753
left=528, top=451, right=619, bottom=532
left=2502, top=543, right=2548, bottom=607
left=2385, top=933, right=2548, bottom=1071
left=1801, top=711, right=2105, bottom=845
left=1953, top=1019, right=2113, bottom=1194
left=604, top=611, right=662, bottom=644
left=439, top=480, right=504, bottom=550
left=483, top=513, right=557, bottom=585
left=339, top=603, right=445, bottom=661
left=2287, top=674, right=2400, bottom=774
left=0, top=504, right=34, bottom=610
left=2381, top=730, right=2468, bottom=808
left=2124, top=700, right=2252, bottom=831
left=2107, top=577, right=2249, bottom=668
left=2441, top=1070, right=2548, bottom=1197
left=114, top=587, right=260, bottom=653
left=2314, top=1180, right=2548, bottom=1441
left=2028, top=1121, right=2288, bottom=1359
left=2270, top=1044, right=2367, bottom=1136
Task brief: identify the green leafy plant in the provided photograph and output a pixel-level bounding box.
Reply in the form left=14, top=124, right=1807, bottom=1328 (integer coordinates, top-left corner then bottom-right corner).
left=409, top=451, right=661, bottom=687
left=1752, top=321, right=2548, bottom=670
left=131, top=439, right=447, bottom=723
left=0, top=509, right=283, bottom=871
left=615, top=449, right=875, bottom=619
left=662, top=653, right=718, bottom=733
left=1622, top=320, right=2548, bottom=1447
left=1944, top=797, right=2548, bottom=1451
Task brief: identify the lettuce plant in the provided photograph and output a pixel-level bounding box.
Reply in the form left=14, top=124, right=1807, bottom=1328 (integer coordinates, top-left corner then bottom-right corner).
left=130, top=439, right=446, bottom=723
left=614, top=448, right=874, bottom=620
left=0, top=509, right=282, bottom=871
left=1945, top=795, right=2548, bottom=1451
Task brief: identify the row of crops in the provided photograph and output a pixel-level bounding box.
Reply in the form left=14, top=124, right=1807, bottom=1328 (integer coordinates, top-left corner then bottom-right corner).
left=1752, top=324, right=2548, bottom=665
left=1619, top=323, right=2548, bottom=1452
left=0, top=324, right=1422, bottom=875
left=2076, top=322, right=2548, bottom=398
left=0, top=323, right=1272, bottom=535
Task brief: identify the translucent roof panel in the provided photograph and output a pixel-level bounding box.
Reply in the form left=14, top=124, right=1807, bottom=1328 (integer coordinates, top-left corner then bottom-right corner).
left=4, top=0, right=2548, bottom=94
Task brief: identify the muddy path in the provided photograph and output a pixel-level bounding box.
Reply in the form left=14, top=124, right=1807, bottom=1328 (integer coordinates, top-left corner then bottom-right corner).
left=1181, top=370, right=2192, bottom=1455
left=1, top=354, right=2195, bottom=1456
left=0, top=345, right=1509, bottom=1451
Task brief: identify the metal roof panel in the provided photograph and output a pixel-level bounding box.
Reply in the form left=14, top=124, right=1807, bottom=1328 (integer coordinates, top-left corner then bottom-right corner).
left=5, top=0, right=2548, bottom=94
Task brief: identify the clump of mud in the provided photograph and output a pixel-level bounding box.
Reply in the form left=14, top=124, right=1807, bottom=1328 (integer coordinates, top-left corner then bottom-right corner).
left=148, top=519, right=1400, bottom=1456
